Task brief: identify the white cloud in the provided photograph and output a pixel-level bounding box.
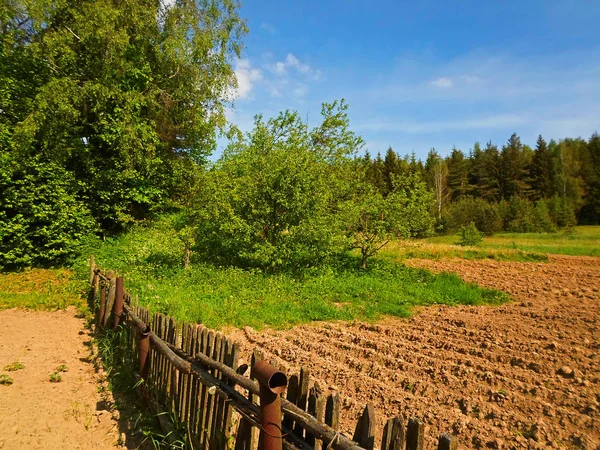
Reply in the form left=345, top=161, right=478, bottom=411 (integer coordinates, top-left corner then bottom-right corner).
left=430, top=77, right=453, bottom=89
left=231, top=59, right=262, bottom=100
left=269, top=53, right=315, bottom=77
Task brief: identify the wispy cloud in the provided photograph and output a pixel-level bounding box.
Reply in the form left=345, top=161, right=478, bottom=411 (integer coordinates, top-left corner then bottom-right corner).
left=430, top=77, right=453, bottom=89
left=269, top=53, right=322, bottom=80
left=230, top=59, right=262, bottom=100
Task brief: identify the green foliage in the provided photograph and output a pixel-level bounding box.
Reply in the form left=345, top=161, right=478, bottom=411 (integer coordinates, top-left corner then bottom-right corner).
left=3, top=362, right=24, bottom=372
left=194, top=101, right=363, bottom=270
left=78, top=217, right=507, bottom=329
left=0, top=152, right=97, bottom=269
left=343, top=172, right=434, bottom=268
left=443, top=197, right=503, bottom=235
left=498, top=197, right=555, bottom=233
left=457, top=222, right=483, bottom=246
left=0, top=0, right=247, bottom=267
left=49, top=372, right=62, bottom=383
left=0, top=374, right=14, bottom=385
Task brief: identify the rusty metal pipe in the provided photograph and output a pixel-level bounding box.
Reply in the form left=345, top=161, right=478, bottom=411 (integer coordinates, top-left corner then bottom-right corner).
left=252, top=361, right=288, bottom=450
left=112, top=277, right=124, bottom=330
left=138, top=324, right=151, bottom=380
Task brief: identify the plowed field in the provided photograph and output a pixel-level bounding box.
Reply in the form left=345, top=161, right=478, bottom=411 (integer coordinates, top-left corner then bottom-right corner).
left=230, top=255, right=600, bottom=449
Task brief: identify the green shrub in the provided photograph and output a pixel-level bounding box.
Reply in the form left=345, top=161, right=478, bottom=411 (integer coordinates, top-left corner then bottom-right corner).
left=0, top=153, right=97, bottom=269
left=457, top=222, right=483, bottom=246
left=443, top=197, right=502, bottom=235
left=498, top=196, right=555, bottom=233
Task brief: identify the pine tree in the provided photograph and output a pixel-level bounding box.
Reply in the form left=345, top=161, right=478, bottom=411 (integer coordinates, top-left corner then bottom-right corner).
left=499, top=133, right=529, bottom=199
left=530, top=135, right=555, bottom=199
left=446, top=146, right=470, bottom=200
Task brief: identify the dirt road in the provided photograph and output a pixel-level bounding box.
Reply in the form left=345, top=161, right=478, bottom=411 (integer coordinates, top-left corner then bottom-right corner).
left=0, top=308, right=121, bottom=450
left=232, top=255, right=600, bottom=449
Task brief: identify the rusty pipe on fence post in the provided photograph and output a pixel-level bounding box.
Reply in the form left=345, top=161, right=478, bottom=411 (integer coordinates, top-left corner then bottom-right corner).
left=138, top=324, right=151, bottom=380
left=252, top=360, right=288, bottom=450
left=112, top=277, right=124, bottom=330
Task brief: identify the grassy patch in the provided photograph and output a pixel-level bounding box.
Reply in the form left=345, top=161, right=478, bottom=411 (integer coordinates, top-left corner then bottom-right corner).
left=382, top=226, right=600, bottom=261
left=75, top=218, right=508, bottom=330
left=0, top=268, right=86, bottom=311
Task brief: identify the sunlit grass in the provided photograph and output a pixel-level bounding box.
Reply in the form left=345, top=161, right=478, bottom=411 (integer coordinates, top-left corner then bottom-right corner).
left=0, top=268, right=85, bottom=311
left=74, top=217, right=508, bottom=330
left=380, top=226, right=600, bottom=262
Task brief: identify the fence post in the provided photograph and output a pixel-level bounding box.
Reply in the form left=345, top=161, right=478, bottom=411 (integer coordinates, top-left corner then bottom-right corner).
left=98, top=281, right=107, bottom=329
left=89, top=254, right=95, bottom=286
left=112, top=277, right=124, bottom=330
left=252, top=360, right=288, bottom=450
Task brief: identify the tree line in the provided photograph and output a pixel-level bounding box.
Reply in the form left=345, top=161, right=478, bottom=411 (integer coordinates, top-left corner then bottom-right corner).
left=362, top=133, right=600, bottom=234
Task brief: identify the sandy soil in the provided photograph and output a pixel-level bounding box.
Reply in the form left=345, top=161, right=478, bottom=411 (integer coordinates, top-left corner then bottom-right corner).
left=230, top=255, right=600, bottom=450
left=0, top=308, right=121, bottom=450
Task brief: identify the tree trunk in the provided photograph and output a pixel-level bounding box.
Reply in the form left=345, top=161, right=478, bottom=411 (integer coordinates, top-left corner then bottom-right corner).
left=361, top=251, right=368, bottom=269
left=184, top=243, right=191, bottom=269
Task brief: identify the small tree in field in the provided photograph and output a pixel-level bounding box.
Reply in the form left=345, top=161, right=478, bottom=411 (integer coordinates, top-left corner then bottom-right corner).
left=343, top=171, right=434, bottom=269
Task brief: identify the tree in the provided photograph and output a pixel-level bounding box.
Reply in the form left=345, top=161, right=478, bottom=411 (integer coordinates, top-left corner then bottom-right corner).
left=499, top=133, right=529, bottom=199
left=195, top=100, right=364, bottom=270
left=446, top=147, right=470, bottom=200
left=425, top=149, right=449, bottom=220
left=343, top=172, right=434, bottom=269
left=1, top=0, right=246, bottom=231
left=530, top=135, right=555, bottom=199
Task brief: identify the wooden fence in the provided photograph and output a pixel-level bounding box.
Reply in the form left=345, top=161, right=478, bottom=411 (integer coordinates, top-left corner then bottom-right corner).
left=89, top=257, right=459, bottom=450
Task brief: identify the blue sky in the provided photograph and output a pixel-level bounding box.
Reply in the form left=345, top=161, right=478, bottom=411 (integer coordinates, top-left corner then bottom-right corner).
left=224, top=0, right=600, bottom=160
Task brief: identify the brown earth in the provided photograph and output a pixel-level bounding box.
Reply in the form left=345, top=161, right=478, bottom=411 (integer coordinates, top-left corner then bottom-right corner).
left=0, top=308, right=122, bottom=450
left=229, top=255, right=600, bottom=450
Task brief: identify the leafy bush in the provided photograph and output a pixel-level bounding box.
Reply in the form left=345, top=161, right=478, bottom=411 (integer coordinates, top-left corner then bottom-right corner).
left=498, top=197, right=555, bottom=233
left=0, top=153, right=97, bottom=269
left=443, top=197, right=503, bottom=235
left=457, top=222, right=483, bottom=246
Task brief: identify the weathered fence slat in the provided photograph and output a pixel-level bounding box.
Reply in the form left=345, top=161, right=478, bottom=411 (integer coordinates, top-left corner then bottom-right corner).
left=352, top=403, right=375, bottom=450
left=324, top=392, right=340, bottom=431
left=406, top=418, right=425, bottom=450
left=294, top=367, right=311, bottom=439
left=307, top=383, right=325, bottom=450
left=437, top=433, right=458, bottom=450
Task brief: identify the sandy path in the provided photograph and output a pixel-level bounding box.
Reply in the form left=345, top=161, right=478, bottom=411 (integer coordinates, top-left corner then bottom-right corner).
left=0, top=308, right=121, bottom=450
left=229, top=255, right=600, bottom=450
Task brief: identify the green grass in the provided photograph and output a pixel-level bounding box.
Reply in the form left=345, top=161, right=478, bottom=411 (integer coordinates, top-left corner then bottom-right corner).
left=74, top=218, right=508, bottom=330
left=381, top=226, right=600, bottom=262
left=0, top=268, right=86, bottom=311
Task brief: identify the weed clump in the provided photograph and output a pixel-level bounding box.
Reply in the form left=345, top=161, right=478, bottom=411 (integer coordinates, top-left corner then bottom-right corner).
left=0, top=374, right=14, bottom=385
left=49, top=371, right=62, bottom=383
left=3, top=361, right=24, bottom=371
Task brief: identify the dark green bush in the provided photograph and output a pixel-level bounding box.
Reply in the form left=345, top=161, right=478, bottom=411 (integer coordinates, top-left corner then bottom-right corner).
left=498, top=197, right=555, bottom=233
left=457, top=222, right=483, bottom=246
left=443, top=197, right=503, bottom=235
left=0, top=153, right=97, bottom=269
